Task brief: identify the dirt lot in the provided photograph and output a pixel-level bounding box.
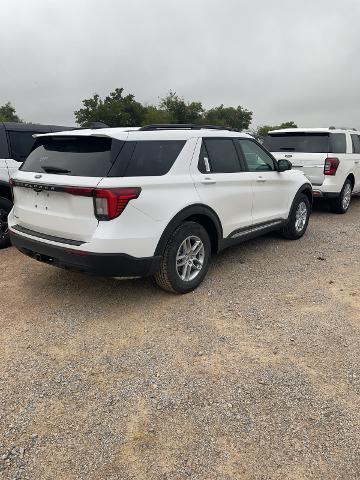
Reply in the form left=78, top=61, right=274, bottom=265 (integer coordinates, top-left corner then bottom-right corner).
left=1, top=199, right=359, bottom=480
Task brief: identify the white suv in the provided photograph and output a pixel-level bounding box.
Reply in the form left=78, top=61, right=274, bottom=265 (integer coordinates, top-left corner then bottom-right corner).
left=9, top=124, right=312, bottom=293
left=264, top=127, right=360, bottom=213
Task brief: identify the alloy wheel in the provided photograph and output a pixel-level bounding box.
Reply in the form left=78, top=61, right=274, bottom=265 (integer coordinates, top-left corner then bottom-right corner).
left=294, top=201, right=308, bottom=233
left=176, top=235, right=205, bottom=282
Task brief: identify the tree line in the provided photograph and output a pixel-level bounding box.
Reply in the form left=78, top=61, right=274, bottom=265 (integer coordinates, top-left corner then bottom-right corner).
left=0, top=87, right=297, bottom=140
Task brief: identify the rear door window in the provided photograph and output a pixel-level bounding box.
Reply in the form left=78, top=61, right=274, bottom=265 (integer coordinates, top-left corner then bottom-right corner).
left=264, top=133, right=329, bottom=153
left=7, top=131, right=38, bottom=162
left=20, top=136, right=121, bottom=177
left=121, top=140, right=186, bottom=177
left=202, top=139, right=241, bottom=173
left=330, top=133, right=347, bottom=154
left=351, top=134, right=360, bottom=154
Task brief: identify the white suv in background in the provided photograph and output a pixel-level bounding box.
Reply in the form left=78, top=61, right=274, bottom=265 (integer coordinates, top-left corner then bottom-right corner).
left=9, top=124, right=312, bottom=293
left=264, top=127, right=360, bottom=213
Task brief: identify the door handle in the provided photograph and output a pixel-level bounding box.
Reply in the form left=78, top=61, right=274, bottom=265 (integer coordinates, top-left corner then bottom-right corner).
left=355, top=161, right=359, bottom=164
left=201, top=177, right=216, bottom=185
left=256, top=177, right=266, bottom=182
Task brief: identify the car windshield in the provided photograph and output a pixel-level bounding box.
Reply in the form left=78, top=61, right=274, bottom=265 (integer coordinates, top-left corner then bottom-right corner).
left=264, top=133, right=329, bottom=153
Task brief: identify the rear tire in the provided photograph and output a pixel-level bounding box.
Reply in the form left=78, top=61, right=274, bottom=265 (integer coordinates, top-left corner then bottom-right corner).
left=330, top=179, right=352, bottom=214
left=0, top=197, right=13, bottom=249
left=154, top=221, right=211, bottom=293
left=281, top=193, right=310, bottom=240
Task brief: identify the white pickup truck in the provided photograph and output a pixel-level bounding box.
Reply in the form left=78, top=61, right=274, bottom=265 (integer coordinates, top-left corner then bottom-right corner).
left=0, top=122, right=73, bottom=248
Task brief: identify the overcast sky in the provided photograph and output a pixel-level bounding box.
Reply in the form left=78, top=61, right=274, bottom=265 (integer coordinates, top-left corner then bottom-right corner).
left=1, top=0, right=360, bottom=128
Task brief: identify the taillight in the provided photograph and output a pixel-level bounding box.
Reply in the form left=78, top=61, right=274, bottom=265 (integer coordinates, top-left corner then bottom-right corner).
left=93, top=188, right=141, bottom=220
left=63, top=186, right=93, bottom=197
left=61, top=186, right=141, bottom=220
left=324, top=157, right=340, bottom=176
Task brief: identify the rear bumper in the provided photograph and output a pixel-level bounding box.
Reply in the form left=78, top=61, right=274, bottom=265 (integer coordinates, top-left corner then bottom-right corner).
left=10, top=231, right=161, bottom=278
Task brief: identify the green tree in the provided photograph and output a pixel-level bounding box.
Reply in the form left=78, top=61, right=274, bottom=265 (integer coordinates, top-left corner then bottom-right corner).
left=203, top=104, right=252, bottom=131
left=159, top=91, right=204, bottom=124
left=142, top=105, right=171, bottom=125
left=0, top=102, right=22, bottom=122
left=74, top=88, right=145, bottom=127
left=253, top=121, right=298, bottom=142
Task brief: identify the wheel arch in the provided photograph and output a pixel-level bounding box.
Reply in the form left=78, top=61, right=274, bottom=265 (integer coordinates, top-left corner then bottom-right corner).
left=154, top=204, right=223, bottom=256
left=297, top=183, right=313, bottom=211
left=346, top=173, right=355, bottom=190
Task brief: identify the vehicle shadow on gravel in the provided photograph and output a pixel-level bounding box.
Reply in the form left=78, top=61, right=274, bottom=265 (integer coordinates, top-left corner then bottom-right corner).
left=312, top=194, right=360, bottom=214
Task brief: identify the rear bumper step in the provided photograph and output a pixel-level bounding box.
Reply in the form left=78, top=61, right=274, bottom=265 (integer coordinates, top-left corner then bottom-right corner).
left=10, top=231, right=161, bottom=278
left=313, top=190, right=340, bottom=198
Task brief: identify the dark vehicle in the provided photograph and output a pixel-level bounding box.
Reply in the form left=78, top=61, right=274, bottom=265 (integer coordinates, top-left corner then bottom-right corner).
left=0, top=122, right=75, bottom=248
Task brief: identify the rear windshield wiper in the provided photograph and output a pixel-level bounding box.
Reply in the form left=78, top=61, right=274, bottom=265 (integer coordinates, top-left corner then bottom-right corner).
left=41, top=165, right=71, bottom=174
left=279, top=147, right=295, bottom=151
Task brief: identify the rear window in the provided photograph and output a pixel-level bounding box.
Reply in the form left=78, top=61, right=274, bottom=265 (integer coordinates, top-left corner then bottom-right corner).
left=8, top=131, right=39, bottom=162
left=21, top=136, right=122, bottom=177
left=263, top=133, right=329, bottom=153
left=108, top=140, right=186, bottom=177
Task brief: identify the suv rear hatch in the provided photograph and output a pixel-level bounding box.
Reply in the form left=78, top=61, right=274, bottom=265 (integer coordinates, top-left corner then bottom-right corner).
left=12, top=134, right=125, bottom=243
left=264, top=132, right=331, bottom=186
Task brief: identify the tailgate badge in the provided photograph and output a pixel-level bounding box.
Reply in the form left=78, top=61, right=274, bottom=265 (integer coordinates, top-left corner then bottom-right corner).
left=34, top=174, right=42, bottom=179
left=285, top=154, right=292, bottom=158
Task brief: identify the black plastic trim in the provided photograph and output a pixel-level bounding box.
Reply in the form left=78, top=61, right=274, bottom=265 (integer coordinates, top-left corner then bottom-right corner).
left=10, top=231, right=161, bottom=277
left=322, top=192, right=340, bottom=198
left=12, top=225, right=85, bottom=246
left=154, top=204, right=223, bottom=256
left=227, top=219, right=285, bottom=239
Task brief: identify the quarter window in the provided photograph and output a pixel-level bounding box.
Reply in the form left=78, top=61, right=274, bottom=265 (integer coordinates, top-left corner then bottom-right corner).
left=8, top=131, right=39, bottom=162
left=238, top=139, right=275, bottom=172
left=330, top=133, right=346, bottom=154
left=123, top=140, right=185, bottom=176
left=201, top=139, right=241, bottom=173
left=351, top=134, right=360, bottom=154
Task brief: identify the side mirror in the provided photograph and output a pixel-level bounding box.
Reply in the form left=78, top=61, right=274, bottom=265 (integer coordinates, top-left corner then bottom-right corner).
left=277, top=159, right=292, bottom=172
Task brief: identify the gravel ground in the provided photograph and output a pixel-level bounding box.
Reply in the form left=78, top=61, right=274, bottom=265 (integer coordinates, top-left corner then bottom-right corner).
left=1, top=198, right=360, bottom=480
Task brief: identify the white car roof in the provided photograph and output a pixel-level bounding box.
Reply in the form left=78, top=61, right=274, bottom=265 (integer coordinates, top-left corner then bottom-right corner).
left=35, top=127, right=253, bottom=141
left=269, top=127, right=360, bottom=134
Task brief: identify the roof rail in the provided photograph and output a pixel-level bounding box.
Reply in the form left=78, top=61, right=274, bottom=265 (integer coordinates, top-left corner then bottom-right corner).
left=329, top=126, right=358, bottom=131
left=139, top=124, right=234, bottom=131
left=89, top=121, right=109, bottom=129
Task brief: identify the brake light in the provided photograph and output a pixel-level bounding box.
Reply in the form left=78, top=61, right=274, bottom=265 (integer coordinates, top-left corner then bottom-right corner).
left=93, top=188, right=141, bottom=220
left=324, top=157, right=340, bottom=176
left=61, top=186, right=141, bottom=220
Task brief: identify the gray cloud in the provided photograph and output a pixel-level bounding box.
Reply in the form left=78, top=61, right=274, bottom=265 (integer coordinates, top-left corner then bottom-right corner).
left=1, top=0, right=359, bottom=128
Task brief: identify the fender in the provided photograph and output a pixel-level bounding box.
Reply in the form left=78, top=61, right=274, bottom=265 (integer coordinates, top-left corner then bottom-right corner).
left=285, top=182, right=313, bottom=221
left=295, top=182, right=313, bottom=209
left=154, top=204, right=223, bottom=256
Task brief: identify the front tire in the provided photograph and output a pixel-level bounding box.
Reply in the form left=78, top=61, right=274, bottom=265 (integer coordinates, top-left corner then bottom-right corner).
left=281, top=193, right=310, bottom=240
left=154, top=221, right=211, bottom=293
left=0, top=197, right=13, bottom=249
left=330, top=179, right=352, bottom=214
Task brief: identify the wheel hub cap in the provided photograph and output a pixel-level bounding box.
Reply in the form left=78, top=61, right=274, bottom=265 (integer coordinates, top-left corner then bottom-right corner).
left=295, top=201, right=308, bottom=233
left=176, top=235, right=205, bottom=282
left=342, top=183, right=352, bottom=210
